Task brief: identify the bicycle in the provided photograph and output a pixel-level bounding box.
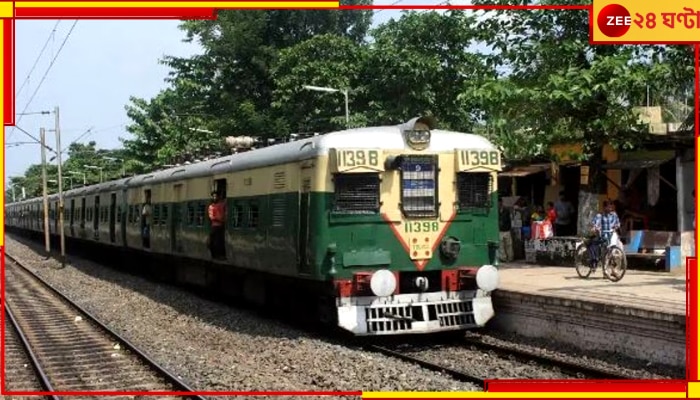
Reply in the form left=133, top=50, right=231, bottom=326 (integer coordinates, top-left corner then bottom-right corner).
left=574, top=229, right=628, bottom=282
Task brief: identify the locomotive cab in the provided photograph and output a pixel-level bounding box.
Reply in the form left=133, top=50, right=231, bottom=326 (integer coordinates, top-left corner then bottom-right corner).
left=326, top=116, right=502, bottom=335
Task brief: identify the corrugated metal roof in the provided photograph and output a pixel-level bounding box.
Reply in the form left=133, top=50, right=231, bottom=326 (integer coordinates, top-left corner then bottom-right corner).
left=601, top=158, right=673, bottom=170
left=499, top=163, right=550, bottom=178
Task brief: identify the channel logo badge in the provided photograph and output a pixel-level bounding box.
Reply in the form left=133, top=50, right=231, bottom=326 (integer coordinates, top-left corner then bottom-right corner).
left=591, top=0, right=700, bottom=44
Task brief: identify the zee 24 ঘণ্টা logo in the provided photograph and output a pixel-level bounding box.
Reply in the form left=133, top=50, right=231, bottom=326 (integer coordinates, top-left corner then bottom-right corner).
left=596, top=2, right=700, bottom=39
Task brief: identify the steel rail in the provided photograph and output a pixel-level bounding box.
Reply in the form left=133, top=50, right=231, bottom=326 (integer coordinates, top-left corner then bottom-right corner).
left=460, top=338, right=634, bottom=380
left=5, top=253, right=208, bottom=399
left=4, top=302, right=61, bottom=400
left=365, top=345, right=486, bottom=387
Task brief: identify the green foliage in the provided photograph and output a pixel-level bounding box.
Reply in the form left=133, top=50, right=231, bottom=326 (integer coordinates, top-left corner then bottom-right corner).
left=467, top=0, right=688, bottom=191
left=8, top=141, right=127, bottom=200
left=13, top=8, right=693, bottom=194
left=360, top=11, right=492, bottom=130
left=272, top=34, right=367, bottom=133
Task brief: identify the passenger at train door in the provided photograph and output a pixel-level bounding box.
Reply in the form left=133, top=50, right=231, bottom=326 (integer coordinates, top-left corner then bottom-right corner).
left=208, top=191, right=227, bottom=260
left=141, top=191, right=152, bottom=249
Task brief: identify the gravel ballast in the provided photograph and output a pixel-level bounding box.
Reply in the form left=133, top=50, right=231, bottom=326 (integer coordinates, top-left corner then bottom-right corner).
left=465, top=331, right=685, bottom=379
left=5, top=236, right=480, bottom=398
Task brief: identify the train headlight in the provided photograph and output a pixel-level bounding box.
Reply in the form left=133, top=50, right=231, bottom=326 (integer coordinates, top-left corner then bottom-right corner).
left=370, top=269, right=397, bottom=297
left=476, top=265, right=499, bottom=293
left=400, top=116, right=437, bottom=151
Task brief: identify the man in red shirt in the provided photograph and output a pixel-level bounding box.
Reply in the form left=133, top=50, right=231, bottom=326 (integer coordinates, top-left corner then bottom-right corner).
left=208, top=191, right=227, bottom=260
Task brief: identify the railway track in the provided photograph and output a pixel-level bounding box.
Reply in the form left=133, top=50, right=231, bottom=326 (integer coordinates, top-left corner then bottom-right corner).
left=3, top=317, right=44, bottom=393
left=3, top=253, right=207, bottom=398
left=365, top=334, right=635, bottom=386
left=460, top=336, right=634, bottom=380
left=366, top=344, right=486, bottom=387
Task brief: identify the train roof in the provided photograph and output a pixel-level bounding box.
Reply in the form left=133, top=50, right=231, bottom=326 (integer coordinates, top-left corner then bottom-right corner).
left=7, top=119, right=498, bottom=206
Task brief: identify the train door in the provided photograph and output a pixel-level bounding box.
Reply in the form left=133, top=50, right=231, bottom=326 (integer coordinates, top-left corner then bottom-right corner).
left=93, top=195, right=100, bottom=240
left=109, top=192, right=116, bottom=243
left=297, top=171, right=312, bottom=274
left=171, top=183, right=183, bottom=252
left=80, top=197, right=86, bottom=230
left=143, top=189, right=151, bottom=249
left=70, top=199, right=75, bottom=236
left=53, top=201, right=58, bottom=233
left=121, top=189, right=128, bottom=246
left=212, top=179, right=227, bottom=259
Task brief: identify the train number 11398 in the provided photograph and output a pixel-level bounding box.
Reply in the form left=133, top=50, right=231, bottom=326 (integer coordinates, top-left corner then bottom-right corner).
left=336, top=150, right=380, bottom=169
left=459, top=150, right=500, bottom=168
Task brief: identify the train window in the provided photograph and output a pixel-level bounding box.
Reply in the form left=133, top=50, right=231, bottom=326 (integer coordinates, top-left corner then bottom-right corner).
left=456, top=172, right=493, bottom=211
left=400, top=155, right=438, bottom=218
left=332, top=173, right=380, bottom=214
left=231, top=204, right=243, bottom=228
left=196, top=203, right=205, bottom=227
left=153, top=204, right=161, bottom=225
left=81, top=198, right=86, bottom=222
left=247, top=203, right=259, bottom=228
left=271, top=198, right=285, bottom=228
left=187, top=203, right=195, bottom=226
left=161, top=204, right=168, bottom=226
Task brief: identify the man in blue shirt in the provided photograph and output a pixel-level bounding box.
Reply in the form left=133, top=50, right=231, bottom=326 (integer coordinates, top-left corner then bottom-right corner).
left=588, top=200, right=621, bottom=267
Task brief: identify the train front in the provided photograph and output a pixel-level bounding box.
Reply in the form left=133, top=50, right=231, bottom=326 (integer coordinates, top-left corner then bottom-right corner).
left=324, top=116, right=501, bottom=336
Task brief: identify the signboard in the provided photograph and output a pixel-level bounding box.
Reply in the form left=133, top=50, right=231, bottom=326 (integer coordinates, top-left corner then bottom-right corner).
left=455, top=149, right=502, bottom=172
left=330, top=149, right=384, bottom=173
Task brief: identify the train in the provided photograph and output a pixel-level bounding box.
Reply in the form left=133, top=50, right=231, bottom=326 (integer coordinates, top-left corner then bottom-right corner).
left=5, top=116, right=502, bottom=336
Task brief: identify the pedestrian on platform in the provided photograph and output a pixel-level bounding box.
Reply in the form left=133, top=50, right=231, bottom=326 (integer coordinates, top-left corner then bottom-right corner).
left=588, top=200, right=621, bottom=268
left=531, top=205, right=545, bottom=222
left=498, top=198, right=513, bottom=262
left=554, top=191, right=575, bottom=236
left=546, top=202, right=557, bottom=224
left=693, top=190, right=696, bottom=230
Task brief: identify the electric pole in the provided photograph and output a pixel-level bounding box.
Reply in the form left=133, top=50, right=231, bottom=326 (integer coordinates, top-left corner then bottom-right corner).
left=55, top=106, right=66, bottom=268
left=40, top=128, right=50, bottom=256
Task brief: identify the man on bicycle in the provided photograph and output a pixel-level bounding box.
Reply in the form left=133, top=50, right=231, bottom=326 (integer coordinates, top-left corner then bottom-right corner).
left=588, top=200, right=621, bottom=268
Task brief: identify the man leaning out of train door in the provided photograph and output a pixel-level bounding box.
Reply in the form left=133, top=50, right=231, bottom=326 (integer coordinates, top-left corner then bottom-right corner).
left=498, top=198, right=514, bottom=263
left=208, top=191, right=227, bottom=260
left=141, top=191, right=152, bottom=248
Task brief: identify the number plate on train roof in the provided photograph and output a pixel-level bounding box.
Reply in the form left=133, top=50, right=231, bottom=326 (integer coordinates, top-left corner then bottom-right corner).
left=455, top=149, right=502, bottom=172
left=331, top=149, right=385, bottom=173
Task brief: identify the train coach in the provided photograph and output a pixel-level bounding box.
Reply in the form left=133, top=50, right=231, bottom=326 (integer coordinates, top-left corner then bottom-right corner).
left=6, top=116, right=502, bottom=336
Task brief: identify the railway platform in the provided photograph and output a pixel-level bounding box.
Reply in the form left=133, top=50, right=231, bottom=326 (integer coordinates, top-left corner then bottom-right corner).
left=489, top=262, right=687, bottom=369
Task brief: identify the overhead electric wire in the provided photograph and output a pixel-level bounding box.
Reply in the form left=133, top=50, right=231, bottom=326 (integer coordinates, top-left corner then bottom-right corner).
left=15, top=21, right=61, bottom=99
left=9, top=20, right=79, bottom=142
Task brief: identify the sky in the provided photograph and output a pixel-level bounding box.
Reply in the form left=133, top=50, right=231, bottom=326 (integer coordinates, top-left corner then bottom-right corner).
left=7, top=1, right=479, bottom=180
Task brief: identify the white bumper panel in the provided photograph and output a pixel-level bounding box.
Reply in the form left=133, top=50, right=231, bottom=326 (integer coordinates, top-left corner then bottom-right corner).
left=337, top=290, right=495, bottom=336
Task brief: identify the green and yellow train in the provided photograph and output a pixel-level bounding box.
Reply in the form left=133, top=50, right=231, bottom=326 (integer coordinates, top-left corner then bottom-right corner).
left=5, top=116, right=502, bottom=336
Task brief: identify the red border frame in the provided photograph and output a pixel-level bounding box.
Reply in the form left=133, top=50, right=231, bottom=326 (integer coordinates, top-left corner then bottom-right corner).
left=2, top=1, right=698, bottom=398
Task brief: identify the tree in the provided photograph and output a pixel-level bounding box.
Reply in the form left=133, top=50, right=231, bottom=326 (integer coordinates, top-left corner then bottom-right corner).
left=9, top=164, right=58, bottom=198
left=271, top=34, right=368, bottom=133
left=121, top=87, right=225, bottom=169
left=469, top=0, right=675, bottom=189
left=361, top=10, right=492, bottom=130
left=123, top=6, right=373, bottom=161
left=160, top=6, right=373, bottom=137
